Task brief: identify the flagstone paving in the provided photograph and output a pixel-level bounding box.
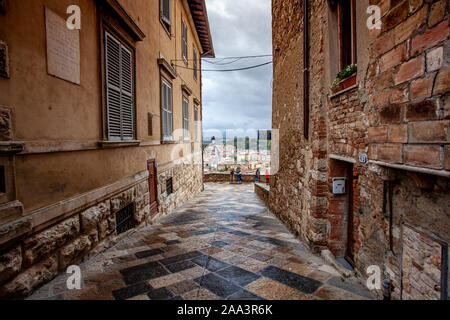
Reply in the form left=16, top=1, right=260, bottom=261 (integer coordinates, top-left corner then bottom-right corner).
left=28, top=183, right=374, bottom=300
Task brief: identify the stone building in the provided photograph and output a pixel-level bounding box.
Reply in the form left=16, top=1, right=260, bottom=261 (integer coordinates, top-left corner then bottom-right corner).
left=0, top=0, right=214, bottom=298
left=271, top=0, right=449, bottom=299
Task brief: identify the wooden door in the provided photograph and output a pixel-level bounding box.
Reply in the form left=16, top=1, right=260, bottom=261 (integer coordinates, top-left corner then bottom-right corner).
left=147, top=160, right=159, bottom=218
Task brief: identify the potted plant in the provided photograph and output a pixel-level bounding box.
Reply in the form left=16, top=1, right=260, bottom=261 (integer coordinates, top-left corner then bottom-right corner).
left=331, top=64, right=357, bottom=93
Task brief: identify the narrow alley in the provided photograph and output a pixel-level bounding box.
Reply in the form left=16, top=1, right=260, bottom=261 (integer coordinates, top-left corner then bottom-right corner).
left=29, top=183, right=373, bottom=301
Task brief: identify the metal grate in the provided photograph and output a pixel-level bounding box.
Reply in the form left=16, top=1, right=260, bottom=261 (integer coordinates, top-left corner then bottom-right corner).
left=166, top=178, right=173, bottom=195
left=115, top=203, right=135, bottom=235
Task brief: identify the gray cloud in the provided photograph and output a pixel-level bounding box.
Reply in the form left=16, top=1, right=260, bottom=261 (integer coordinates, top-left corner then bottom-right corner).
left=202, top=0, right=272, bottom=137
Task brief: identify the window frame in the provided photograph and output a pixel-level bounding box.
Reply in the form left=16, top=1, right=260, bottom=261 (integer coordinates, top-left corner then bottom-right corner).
left=182, top=18, right=188, bottom=63
left=183, top=96, right=190, bottom=141
left=99, top=13, right=137, bottom=143
left=194, top=105, right=199, bottom=142
left=193, top=46, right=198, bottom=80
left=161, top=77, right=174, bottom=142
left=337, top=0, right=357, bottom=70
left=160, top=0, right=171, bottom=34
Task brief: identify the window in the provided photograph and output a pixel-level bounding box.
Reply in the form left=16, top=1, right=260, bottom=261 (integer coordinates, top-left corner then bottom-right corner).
left=166, top=178, right=173, bottom=195
left=182, top=18, right=188, bottom=63
left=193, top=46, right=198, bottom=80
left=160, top=0, right=171, bottom=31
left=194, top=106, right=199, bottom=142
left=338, top=0, right=357, bottom=69
left=183, top=97, right=190, bottom=140
left=105, top=31, right=135, bottom=141
left=161, top=79, right=173, bottom=141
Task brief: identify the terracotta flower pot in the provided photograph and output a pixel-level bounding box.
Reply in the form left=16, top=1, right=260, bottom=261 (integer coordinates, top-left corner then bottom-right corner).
left=332, top=74, right=357, bottom=94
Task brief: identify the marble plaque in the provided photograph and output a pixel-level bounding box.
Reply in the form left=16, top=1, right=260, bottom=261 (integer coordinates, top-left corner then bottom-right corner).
left=45, top=7, right=80, bottom=84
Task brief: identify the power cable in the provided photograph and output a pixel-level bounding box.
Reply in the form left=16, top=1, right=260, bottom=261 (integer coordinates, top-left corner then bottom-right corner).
left=173, top=61, right=273, bottom=72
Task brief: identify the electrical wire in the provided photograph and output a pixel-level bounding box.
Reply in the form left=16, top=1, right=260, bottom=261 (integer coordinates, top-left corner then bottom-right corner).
left=173, top=60, right=273, bottom=72
left=170, top=54, right=272, bottom=62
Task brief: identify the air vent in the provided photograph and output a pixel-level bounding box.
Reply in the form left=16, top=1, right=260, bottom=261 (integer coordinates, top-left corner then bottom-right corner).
left=115, top=203, right=135, bottom=235
left=166, top=178, right=173, bottom=195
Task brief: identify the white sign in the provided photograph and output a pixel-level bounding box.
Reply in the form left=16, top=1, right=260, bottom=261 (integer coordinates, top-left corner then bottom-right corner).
left=45, top=7, right=80, bottom=84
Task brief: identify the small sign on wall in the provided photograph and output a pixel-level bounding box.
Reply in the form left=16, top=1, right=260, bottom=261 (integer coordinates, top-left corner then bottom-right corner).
left=332, top=178, right=347, bottom=195
left=45, top=7, right=80, bottom=84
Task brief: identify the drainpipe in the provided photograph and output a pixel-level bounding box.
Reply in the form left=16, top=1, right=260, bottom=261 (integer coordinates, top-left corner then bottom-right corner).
left=303, top=0, right=310, bottom=140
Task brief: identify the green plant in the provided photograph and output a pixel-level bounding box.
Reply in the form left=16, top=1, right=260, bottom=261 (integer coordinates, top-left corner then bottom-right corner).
left=331, top=64, right=357, bottom=89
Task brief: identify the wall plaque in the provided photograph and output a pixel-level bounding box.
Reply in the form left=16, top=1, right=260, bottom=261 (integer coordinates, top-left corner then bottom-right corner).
left=45, top=7, right=80, bottom=84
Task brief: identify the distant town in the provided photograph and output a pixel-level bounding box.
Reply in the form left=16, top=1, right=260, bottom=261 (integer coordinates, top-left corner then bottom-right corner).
left=203, top=130, right=272, bottom=175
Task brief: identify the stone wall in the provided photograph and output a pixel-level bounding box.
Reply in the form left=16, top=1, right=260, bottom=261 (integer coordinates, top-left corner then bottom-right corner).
left=0, top=178, right=151, bottom=298
left=254, top=183, right=270, bottom=207
left=204, top=173, right=270, bottom=184
left=157, top=162, right=203, bottom=216
left=272, top=0, right=450, bottom=300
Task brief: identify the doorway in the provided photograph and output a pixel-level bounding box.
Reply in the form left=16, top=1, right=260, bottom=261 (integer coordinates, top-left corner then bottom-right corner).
left=147, top=159, right=159, bottom=218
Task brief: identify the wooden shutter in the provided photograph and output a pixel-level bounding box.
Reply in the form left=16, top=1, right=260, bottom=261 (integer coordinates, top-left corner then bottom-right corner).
left=161, top=0, right=171, bottom=26
left=183, top=98, right=189, bottom=139
left=161, top=79, right=173, bottom=140
left=182, top=20, right=187, bottom=61
left=194, top=107, right=199, bottom=141
left=105, top=31, right=134, bottom=141
left=193, top=47, right=197, bottom=80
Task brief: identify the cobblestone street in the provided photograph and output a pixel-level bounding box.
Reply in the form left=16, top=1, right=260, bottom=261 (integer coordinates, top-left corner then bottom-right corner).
left=29, top=183, right=373, bottom=300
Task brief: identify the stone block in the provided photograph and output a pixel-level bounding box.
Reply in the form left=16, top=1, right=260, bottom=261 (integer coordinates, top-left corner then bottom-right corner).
left=426, top=46, right=443, bottom=72
left=410, top=75, right=434, bottom=99
left=0, top=245, right=22, bottom=285
left=0, top=255, right=58, bottom=299
left=111, top=188, right=135, bottom=213
left=59, top=235, right=91, bottom=270
left=134, top=181, right=149, bottom=198
left=0, top=216, right=32, bottom=247
left=411, top=20, right=449, bottom=56
left=0, top=201, right=24, bottom=227
left=380, top=105, right=402, bottom=124
left=80, top=200, right=111, bottom=232
left=445, top=146, right=450, bottom=170
left=404, top=145, right=442, bottom=168
left=428, top=0, right=446, bottom=27
left=433, top=68, right=450, bottom=95
left=23, top=216, right=79, bottom=265
left=380, top=44, right=405, bottom=73
left=395, top=56, right=425, bottom=85
left=408, top=121, right=448, bottom=143
left=0, top=106, right=12, bottom=141
left=394, top=5, right=427, bottom=44
left=376, top=143, right=403, bottom=163
left=368, top=126, right=388, bottom=142
left=388, top=124, right=408, bottom=143
left=405, top=100, right=437, bottom=121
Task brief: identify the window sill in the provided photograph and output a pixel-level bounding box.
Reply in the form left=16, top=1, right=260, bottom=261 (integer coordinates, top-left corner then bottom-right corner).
left=99, top=140, right=141, bottom=149
left=329, top=74, right=357, bottom=98
left=161, top=140, right=177, bottom=145
left=160, top=19, right=172, bottom=39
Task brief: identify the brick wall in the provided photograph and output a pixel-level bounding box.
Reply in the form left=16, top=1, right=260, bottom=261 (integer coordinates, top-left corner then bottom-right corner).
left=272, top=0, right=450, bottom=299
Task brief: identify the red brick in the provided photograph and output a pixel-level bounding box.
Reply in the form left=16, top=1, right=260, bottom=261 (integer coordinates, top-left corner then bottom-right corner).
left=390, top=85, right=410, bottom=103
left=445, top=146, right=450, bottom=171
left=404, top=145, right=442, bottom=168
left=373, top=71, right=394, bottom=92
left=370, top=90, right=390, bottom=107
left=388, top=124, right=408, bottom=143
left=383, top=1, right=409, bottom=31
left=377, top=143, right=403, bottom=163
left=429, top=0, right=446, bottom=27
left=372, top=31, right=395, bottom=58
left=369, top=126, right=389, bottom=142
left=394, top=5, right=427, bottom=44
left=380, top=44, right=405, bottom=73
left=405, top=100, right=437, bottom=121
left=409, top=0, right=423, bottom=14
left=395, top=56, right=425, bottom=84
left=410, top=75, right=434, bottom=99
left=433, top=68, right=450, bottom=95
left=380, top=105, right=402, bottom=124
left=409, top=121, right=449, bottom=143
left=411, top=20, right=450, bottom=56
left=444, top=95, right=450, bottom=120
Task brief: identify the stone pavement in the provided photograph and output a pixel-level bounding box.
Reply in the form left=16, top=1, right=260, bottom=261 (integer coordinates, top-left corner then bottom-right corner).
left=28, top=183, right=374, bottom=300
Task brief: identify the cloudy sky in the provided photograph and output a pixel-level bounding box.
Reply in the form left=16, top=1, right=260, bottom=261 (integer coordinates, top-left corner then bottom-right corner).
left=202, top=0, right=273, bottom=139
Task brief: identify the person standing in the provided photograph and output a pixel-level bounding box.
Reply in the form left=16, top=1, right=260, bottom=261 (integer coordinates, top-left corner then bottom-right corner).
left=256, top=168, right=260, bottom=182
left=238, top=170, right=242, bottom=184
left=265, top=170, right=269, bottom=185
left=230, top=169, right=235, bottom=184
